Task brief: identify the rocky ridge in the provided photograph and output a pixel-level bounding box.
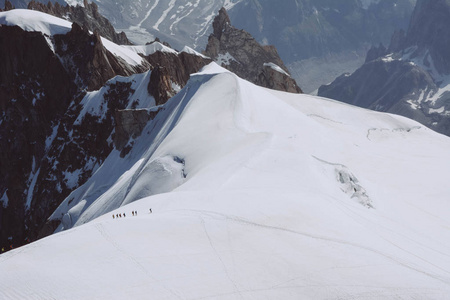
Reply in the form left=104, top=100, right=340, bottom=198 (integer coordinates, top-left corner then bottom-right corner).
left=0, top=9, right=211, bottom=252
left=204, top=7, right=302, bottom=94
left=27, top=0, right=131, bottom=45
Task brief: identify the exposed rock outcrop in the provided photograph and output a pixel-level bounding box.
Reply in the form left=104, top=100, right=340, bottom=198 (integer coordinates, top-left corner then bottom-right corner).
left=365, top=43, right=388, bottom=63
left=204, top=7, right=302, bottom=93
left=404, top=0, right=450, bottom=75
left=114, top=109, right=151, bottom=152
left=0, top=9, right=213, bottom=252
left=319, top=60, right=437, bottom=114
left=0, top=25, right=77, bottom=249
left=2, top=0, right=14, bottom=11
left=0, top=11, right=151, bottom=251
left=139, top=43, right=211, bottom=105
left=54, top=22, right=148, bottom=91
left=27, top=0, right=131, bottom=45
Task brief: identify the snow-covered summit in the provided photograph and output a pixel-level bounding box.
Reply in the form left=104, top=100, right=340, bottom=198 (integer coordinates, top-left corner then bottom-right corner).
left=0, top=8, right=72, bottom=36
left=1, top=63, right=449, bottom=299
left=0, top=9, right=144, bottom=66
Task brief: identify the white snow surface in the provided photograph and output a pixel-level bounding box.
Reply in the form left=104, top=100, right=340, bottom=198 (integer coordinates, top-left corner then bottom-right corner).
left=216, top=52, right=238, bottom=66
left=0, top=9, right=144, bottom=66
left=1, top=64, right=450, bottom=299
left=263, top=62, right=290, bottom=77
left=0, top=9, right=72, bottom=36
left=124, top=41, right=179, bottom=56
left=181, top=45, right=209, bottom=59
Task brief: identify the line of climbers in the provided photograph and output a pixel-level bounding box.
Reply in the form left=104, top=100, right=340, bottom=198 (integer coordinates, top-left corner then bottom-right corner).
left=112, top=208, right=152, bottom=219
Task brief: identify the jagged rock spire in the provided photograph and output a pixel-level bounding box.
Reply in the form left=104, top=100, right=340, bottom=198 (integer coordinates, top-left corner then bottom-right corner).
left=212, top=7, right=231, bottom=40
left=204, top=7, right=302, bottom=93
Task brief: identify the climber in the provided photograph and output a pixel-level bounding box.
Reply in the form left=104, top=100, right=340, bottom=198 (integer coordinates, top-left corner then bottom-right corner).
left=149, top=208, right=152, bottom=213
left=132, top=211, right=134, bottom=216
left=112, top=214, right=115, bottom=219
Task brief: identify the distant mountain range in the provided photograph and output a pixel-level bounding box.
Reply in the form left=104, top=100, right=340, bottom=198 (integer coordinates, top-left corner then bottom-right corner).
left=1, top=0, right=416, bottom=92
left=319, top=0, right=450, bottom=136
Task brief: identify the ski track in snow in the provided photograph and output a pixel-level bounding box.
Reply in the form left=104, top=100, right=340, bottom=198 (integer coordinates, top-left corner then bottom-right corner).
left=200, top=216, right=244, bottom=298
left=94, top=223, right=184, bottom=299
left=176, top=209, right=450, bottom=286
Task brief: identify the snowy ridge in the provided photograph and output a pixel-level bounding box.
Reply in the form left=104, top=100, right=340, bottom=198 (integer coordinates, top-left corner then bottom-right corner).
left=124, top=41, right=179, bottom=56
left=0, top=9, right=144, bottom=66
left=0, top=9, right=72, bottom=36
left=1, top=63, right=450, bottom=299
left=181, top=45, right=209, bottom=59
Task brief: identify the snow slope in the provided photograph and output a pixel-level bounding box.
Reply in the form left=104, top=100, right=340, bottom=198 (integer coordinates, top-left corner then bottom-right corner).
left=1, top=63, right=450, bottom=299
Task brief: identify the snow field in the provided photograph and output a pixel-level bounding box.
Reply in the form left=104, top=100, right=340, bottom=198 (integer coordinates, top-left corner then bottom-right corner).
left=1, top=64, right=450, bottom=299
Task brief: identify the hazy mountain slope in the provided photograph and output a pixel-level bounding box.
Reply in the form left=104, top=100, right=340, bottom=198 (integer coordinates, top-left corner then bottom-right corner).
left=61, top=0, right=414, bottom=92
left=318, top=0, right=450, bottom=136
left=2, top=0, right=415, bottom=92
left=1, top=64, right=449, bottom=299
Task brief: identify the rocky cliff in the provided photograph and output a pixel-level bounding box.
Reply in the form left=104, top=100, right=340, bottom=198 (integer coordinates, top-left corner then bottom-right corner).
left=0, top=9, right=215, bottom=252
left=204, top=7, right=302, bottom=94
left=27, top=0, right=132, bottom=45
left=27, top=0, right=131, bottom=45
left=318, top=0, right=450, bottom=137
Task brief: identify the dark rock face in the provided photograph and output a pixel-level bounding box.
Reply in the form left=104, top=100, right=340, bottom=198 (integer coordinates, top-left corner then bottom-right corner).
left=3, top=0, right=13, bottom=10
left=0, top=25, right=77, bottom=249
left=148, top=66, right=177, bottom=106
left=0, top=15, right=151, bottom=251
left=204, top=8, right=302, bottom=93
left=319, top=60, right=437, bottom=112
left=53, top=22, right=147, bottom=91
left=114, top=109, right=150, bottom=151
left=404, top=0, right=450, bottom=74
left=142, top=44, right=211, bottom=105
left=365, top=44, right=388, bottom=63
left=0, top=8, right=216, bottom=251
left=27, top=0, right=132, bottom=45
left=318, top=0, right=450, bottom=137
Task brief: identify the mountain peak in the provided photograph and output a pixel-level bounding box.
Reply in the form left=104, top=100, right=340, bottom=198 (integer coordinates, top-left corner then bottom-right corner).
left=205, top=7, right=302, bottom=93
left=212, top=7, right=231, bottom=41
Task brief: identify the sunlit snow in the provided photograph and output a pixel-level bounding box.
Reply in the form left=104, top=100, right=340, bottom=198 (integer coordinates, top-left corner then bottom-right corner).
left=1, top=63, right=449, bottom=299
